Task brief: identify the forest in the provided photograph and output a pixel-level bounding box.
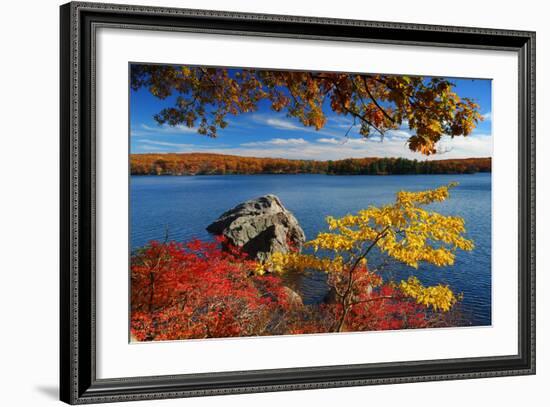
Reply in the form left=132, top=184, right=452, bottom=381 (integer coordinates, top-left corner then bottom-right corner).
left=130, top=153, right=491, bottom=176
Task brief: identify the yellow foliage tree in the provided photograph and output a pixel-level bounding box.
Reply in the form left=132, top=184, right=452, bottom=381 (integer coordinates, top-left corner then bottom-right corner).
left=256, top=183, right=474, bottom=332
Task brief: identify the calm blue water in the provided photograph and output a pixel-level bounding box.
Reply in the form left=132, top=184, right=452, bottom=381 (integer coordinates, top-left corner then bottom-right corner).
left=130, top=173, right=491, bottom=326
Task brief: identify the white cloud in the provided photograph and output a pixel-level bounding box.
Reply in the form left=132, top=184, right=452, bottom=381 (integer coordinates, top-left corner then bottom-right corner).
left=317, top=137, right=373, bottom=146
left=241, top=138, right=308, bottom=147
left=250, top=115, right=304, bottom=131
left=482, top=112, right=492, bottom=121
left=385, top=129, right=411, bottom=139
left=138, top=139, right=194, bottom=149
left=131, top=123, right=197, bottom=137
left=133, top=116, right=491, bottom=160
left=316, top=137, right=342, bottom=144
left=160, top=133, right=491, bottom=161
left=327, top=115, right=357, bottom=128
left=251, top=115, right=344, bottom=138
left=264, top=118, right=304, bottom=131
left=435, top=133, right=492, bottom=158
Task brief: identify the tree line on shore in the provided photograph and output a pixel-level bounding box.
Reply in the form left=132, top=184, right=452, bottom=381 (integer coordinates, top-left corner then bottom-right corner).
left=130, top=153, right=491, bottom=176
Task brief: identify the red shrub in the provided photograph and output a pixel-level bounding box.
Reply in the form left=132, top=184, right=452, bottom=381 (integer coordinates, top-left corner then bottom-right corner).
left=131, top=238, right=289, bottom=341
left=131, top=239, right=449, bottom=341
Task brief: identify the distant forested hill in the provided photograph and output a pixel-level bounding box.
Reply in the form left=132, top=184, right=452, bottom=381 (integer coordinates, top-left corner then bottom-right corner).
left=130, top=153, right=491, bottom=176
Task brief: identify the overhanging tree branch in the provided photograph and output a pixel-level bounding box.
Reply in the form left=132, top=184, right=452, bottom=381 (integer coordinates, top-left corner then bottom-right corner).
left=361, top=76, right=396, bottom=124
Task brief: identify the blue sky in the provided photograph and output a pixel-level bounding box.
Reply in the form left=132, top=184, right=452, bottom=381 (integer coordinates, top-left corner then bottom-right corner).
left=130, top=70, right=492, bottom=160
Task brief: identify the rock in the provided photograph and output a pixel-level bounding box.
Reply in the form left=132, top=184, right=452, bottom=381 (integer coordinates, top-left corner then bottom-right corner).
left=206, top=194, right=305, bottom=262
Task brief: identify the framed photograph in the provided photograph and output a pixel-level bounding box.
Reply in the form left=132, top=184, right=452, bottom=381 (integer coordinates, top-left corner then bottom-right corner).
left=60, top=1, right=535, bottom=404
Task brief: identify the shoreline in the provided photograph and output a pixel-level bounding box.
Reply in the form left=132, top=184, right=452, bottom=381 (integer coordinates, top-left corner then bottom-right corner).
left=130, top=171, right=491, bottom=176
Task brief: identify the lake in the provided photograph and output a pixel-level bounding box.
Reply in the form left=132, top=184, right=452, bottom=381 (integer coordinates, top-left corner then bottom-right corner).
left=130, top=173, right=491, bottom=326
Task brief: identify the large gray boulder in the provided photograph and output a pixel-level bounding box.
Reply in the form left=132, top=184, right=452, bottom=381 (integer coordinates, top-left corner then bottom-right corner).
left=206, top=194, right=305, bottom=262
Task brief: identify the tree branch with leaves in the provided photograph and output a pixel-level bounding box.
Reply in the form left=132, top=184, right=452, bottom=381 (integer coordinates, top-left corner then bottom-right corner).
left=131, top=64, right=483, bottom=155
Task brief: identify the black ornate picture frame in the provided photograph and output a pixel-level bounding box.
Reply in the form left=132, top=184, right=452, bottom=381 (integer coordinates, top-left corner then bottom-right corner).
left=60, top=2, right=535, bottom=404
